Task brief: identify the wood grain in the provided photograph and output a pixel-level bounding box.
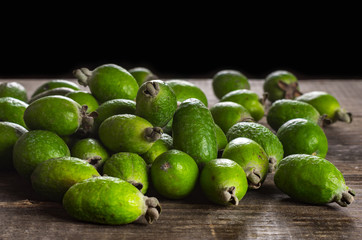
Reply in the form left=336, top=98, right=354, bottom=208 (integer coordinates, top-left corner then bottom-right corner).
left=0, top=79, right=361, bottom=239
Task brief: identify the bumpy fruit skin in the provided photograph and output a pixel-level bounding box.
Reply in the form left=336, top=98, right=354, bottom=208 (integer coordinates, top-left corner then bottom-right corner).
left=0, top=82, right=28, bottom=102
left=0, top=122, right=28, bottom=170
left=166, top=80, right=208, bottom=107
left=172, top=98, right=217, bottom=167
left=220, top=89, right=264, bottom=121
left=0, top=97, right=28, bottom=128
left=277, top=118, right=328, bottom=158
left=136, top=80, right=178, bottom=127
left=263, top=70, right=300, bottom=102
left=215, top=124, right=228, bottom=151
left=267, top=99, right=320, bottom=131
left=274, top=154, right=354, bottom=206
left=226, top=122, right=284, bottom=169
left=71, top=138, right=109, bottom=169
left=65, top=91, right=99, bottom=113
left=24, top=96, right=83, bottom=136
left=13, top=130, right=70, bottom=179
left=103, top=152, right=149, bottom=194
left=150, top=150, right=199, bottom=199
left=31, top=157, right=100, bottom=202
left=141, top=133, right=173, bottom=165
left=31, top=80, right=80, bottom=98
left=63, top=176, right=148, bottom=225
left=128, top=67, right=157, bottom=86
left=212, top=70, right=250, bottom=99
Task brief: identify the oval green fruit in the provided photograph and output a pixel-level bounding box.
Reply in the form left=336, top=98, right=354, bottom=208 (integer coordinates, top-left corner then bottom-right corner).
left=0, top=82, right=28, bottom=102
left=31, top=157, right=100, bottom=202
left=0, top=122, right=28, bottom=170
left=129, top=67, right=157, bottom=86
left=31, top=80, right=80, bottom=98
left=172, top=98, right=217, bottom=167
left=150, top=150, right=199, bottom=199
left=141, top=133, right=173, bottom=165
left=29, top=87, right=76, bottom=103
left=63, top=176, right=161, bottom=224
left=215, top=124, right=228, bottom=152
left=274, top=154, right=355, bottom=207
left=103, top=152, right=149, bottom=194
left=212, top=70, right=250, bottom=99
left=65, top=91, right=99, bottom=113
left=13, top=130, right=70, bottom=179
left=222, top=137, right=269, bottom=189
left=266, top=99, right=320, bottom=131
left=200, top=158, right=248, bottom=205
left=0, top=97, right=28, bottom=128
left=98, top=114, right=162, bottom=154
left=73, top=64, right=139, bottom=103
left=277, top=118, right=328, bottom=158
left=135, top=80, right=177, bottom=127
left=166, top=79, right=208, bottom=106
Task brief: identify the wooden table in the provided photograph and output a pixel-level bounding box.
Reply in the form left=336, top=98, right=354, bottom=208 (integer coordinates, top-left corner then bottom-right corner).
left=0, top=79, right=361, bottom=239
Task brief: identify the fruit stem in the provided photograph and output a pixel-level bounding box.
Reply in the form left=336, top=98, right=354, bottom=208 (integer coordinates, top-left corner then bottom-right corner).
left=144, top=127, right=163, bottom=142
left=221, top=186, right=239, bottom=205
left=334, top=188, right=355, bottom=207
left=73, top=68, right=92, bottom=87
left=144, top=196, right=162, bottom=224
left=78, top=105, right=98, bottom=136
left=128, top=180, right=144, bottom=191
left=319, top=114, right=332, bottom=127
left=277, top=81, right=303, bottom=99
left=268, top=157, right=277, bottom=173
left=247, top=168, right=262, bottom=189
left=143, top=82, right=160, bottom=97
left=335, top=109, right=352, bottom=123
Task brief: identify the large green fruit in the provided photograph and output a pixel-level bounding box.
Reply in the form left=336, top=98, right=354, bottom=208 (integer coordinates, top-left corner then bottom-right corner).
left=166, top=79, right=208, bottom=106
left=212, top=70, right=250, bottom=99
left=0, top=97, right=28, bottom=128
left=0, top=82, right=28, bottom=102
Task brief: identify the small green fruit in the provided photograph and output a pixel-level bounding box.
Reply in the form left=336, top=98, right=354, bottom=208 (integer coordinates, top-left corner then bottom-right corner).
left=166, top=79, right=208, bottom=106
left=31, top=80, right=80, bottom=98
left=212, top=70, right=250, bottom=99
left=141, top=133, right=173, bottom=165
left=0, top=97, right=28, bottom=128
left=65, top=91, right=99, bottom=113
left=129, top=67, right=157, bottom=86
left=0, top=82, right=28, bottom=102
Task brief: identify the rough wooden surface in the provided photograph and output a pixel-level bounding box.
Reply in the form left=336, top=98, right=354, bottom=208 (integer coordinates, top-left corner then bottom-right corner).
left=0, top=79, right=361, bottom=239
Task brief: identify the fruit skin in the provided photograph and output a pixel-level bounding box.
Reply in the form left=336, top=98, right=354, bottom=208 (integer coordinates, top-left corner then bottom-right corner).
left=74, top=64, right=139, bottom=103
left=274, top=154, right=355, bottom=207
left=166, top=79, right=208, bottom=106
left=296, top=91, right=352, bottom=124
left=212, top=70, right=250, bottom=99
left=150, top=150, right=199, bottom=199
left=63, top=176, right=161, bottom=225
left=266, top=99, right=320, bottom=131
left=98, top=114, right=162, bottom=154
left=103, top=152, right=149, bottom=194
left=263, top=70, right=301, bottom=102
left=0, top=97, right=28, bottom=128
left=24, top=96, right=87, bottom=136
left=220, top=89, right=264, bottom=121
left=31, top=157, right=100, bottom=202
left=31, top=80, right=80, bottom=98
left=200, top=158, right=248, bottom=205
left=135, top=80, right=178, bottom=127
left=210, top=101, right=253, bottom=134
left=277, top=118, right=328, bottom=158
left=222, top=137, right=269, bottom=189
left=215, top=124, right=228, bottom=151
left=129, top=67, right=157, bottom=86
left=13, top=130, right=70, bottom=179
left=29, top=87, right=76, bottom=103
left=141, top=133, right=173, bottom=165
left=172, top=98, right=217, bottom=167
left=65, top=91, right=99, bottom=113
left=226, top=122, right=284, bottom=171
left=0, top=122, right=28, bottom=170
left=0, top=82, right=28, bottom=102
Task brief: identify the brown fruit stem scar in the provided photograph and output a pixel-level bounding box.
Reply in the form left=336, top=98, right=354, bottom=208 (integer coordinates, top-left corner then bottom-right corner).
left=221, top=186, right=239, bottom=205
left=144, top=197, right=162, bottom=224
left=268, top=157, right=277, bottom=173
left=247, top=169, right=262, bottom=189
left=319, top=114, right=332, bottom=127
left=335, top=188, right=355, bottom=207
left=73, top=68, right=92, bottom=87
left=144, top=127, right=163, bottom=142
left=78, top=105, right=98, bottom=136
left=277, top=80, right=303, bottom=99
left=143, top=82, right=160, bottom=97
left=128, top=180, right=144, bottom=191
left=336, top=109, right=353, bottom=123
left=86, top=156, right=102, bottom=166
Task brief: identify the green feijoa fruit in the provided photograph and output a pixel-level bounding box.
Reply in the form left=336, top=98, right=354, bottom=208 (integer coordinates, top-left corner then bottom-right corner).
left=65, top=91, right=99, bottom=113
left=150, top=150, right=199, bottom=199
left=277, top=118, right=328, bottom=158
left=212, top=70, right=250, bottom=99
left=128, top=67, right=157, bottom=86
left=0, top=82, right=28, bottom=102
left=0, top=97, right=28, bottom=128
left=215, top=124, right=227, bottom=152
left=266, top=99, right=320, bottom=131
left=73, top=64, right=139, bottom=103
left=135, top=80, right=177, bottom=127
left=220, top=89, right=265, bottom=122
left=263, top=70, right=302, bottom=102
left=98, top=114, right=162, bottom=154
left=13, top=130, right=70, bottom=179
left=296, top=91, right=352, bottom=125
left=162, top=117, right=173, bottom=135
left=103, top=152, right=149, bottom=194
left=222, top=137, right=269, bottom=189
left=92, top=99, right=136, bottom=133
left=31, top=79, right=80, bottom=98
left=29, top=87, right=76, bottom=103
left=0, top=122, right=28, bottom=170
left=141, top=133, right=173, bottom=165
left=166, top=79, right=208, bottom=106
left=274, top=154, right=355, bottom=207
left=210, top=101, right=253, bottom=134
left=24, top=96, right=97, bottom=136
left=200, top=158, right=248, bottom=205
left=71, top=138, right=109, bottom=171
left=172, top=98, right=217, bottom=167
left=226, top=122, right=284, bottom=172
left=63, top=176, right=161, bottom=225
left=31, top=157, right=100, bottom=202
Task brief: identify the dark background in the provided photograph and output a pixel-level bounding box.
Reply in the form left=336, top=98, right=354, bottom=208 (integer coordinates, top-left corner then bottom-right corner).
left=1, top=5, right=361, bottom=80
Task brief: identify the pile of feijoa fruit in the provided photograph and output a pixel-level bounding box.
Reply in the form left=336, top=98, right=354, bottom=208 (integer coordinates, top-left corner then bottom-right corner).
left=0, top=64, right=355, bottom=225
